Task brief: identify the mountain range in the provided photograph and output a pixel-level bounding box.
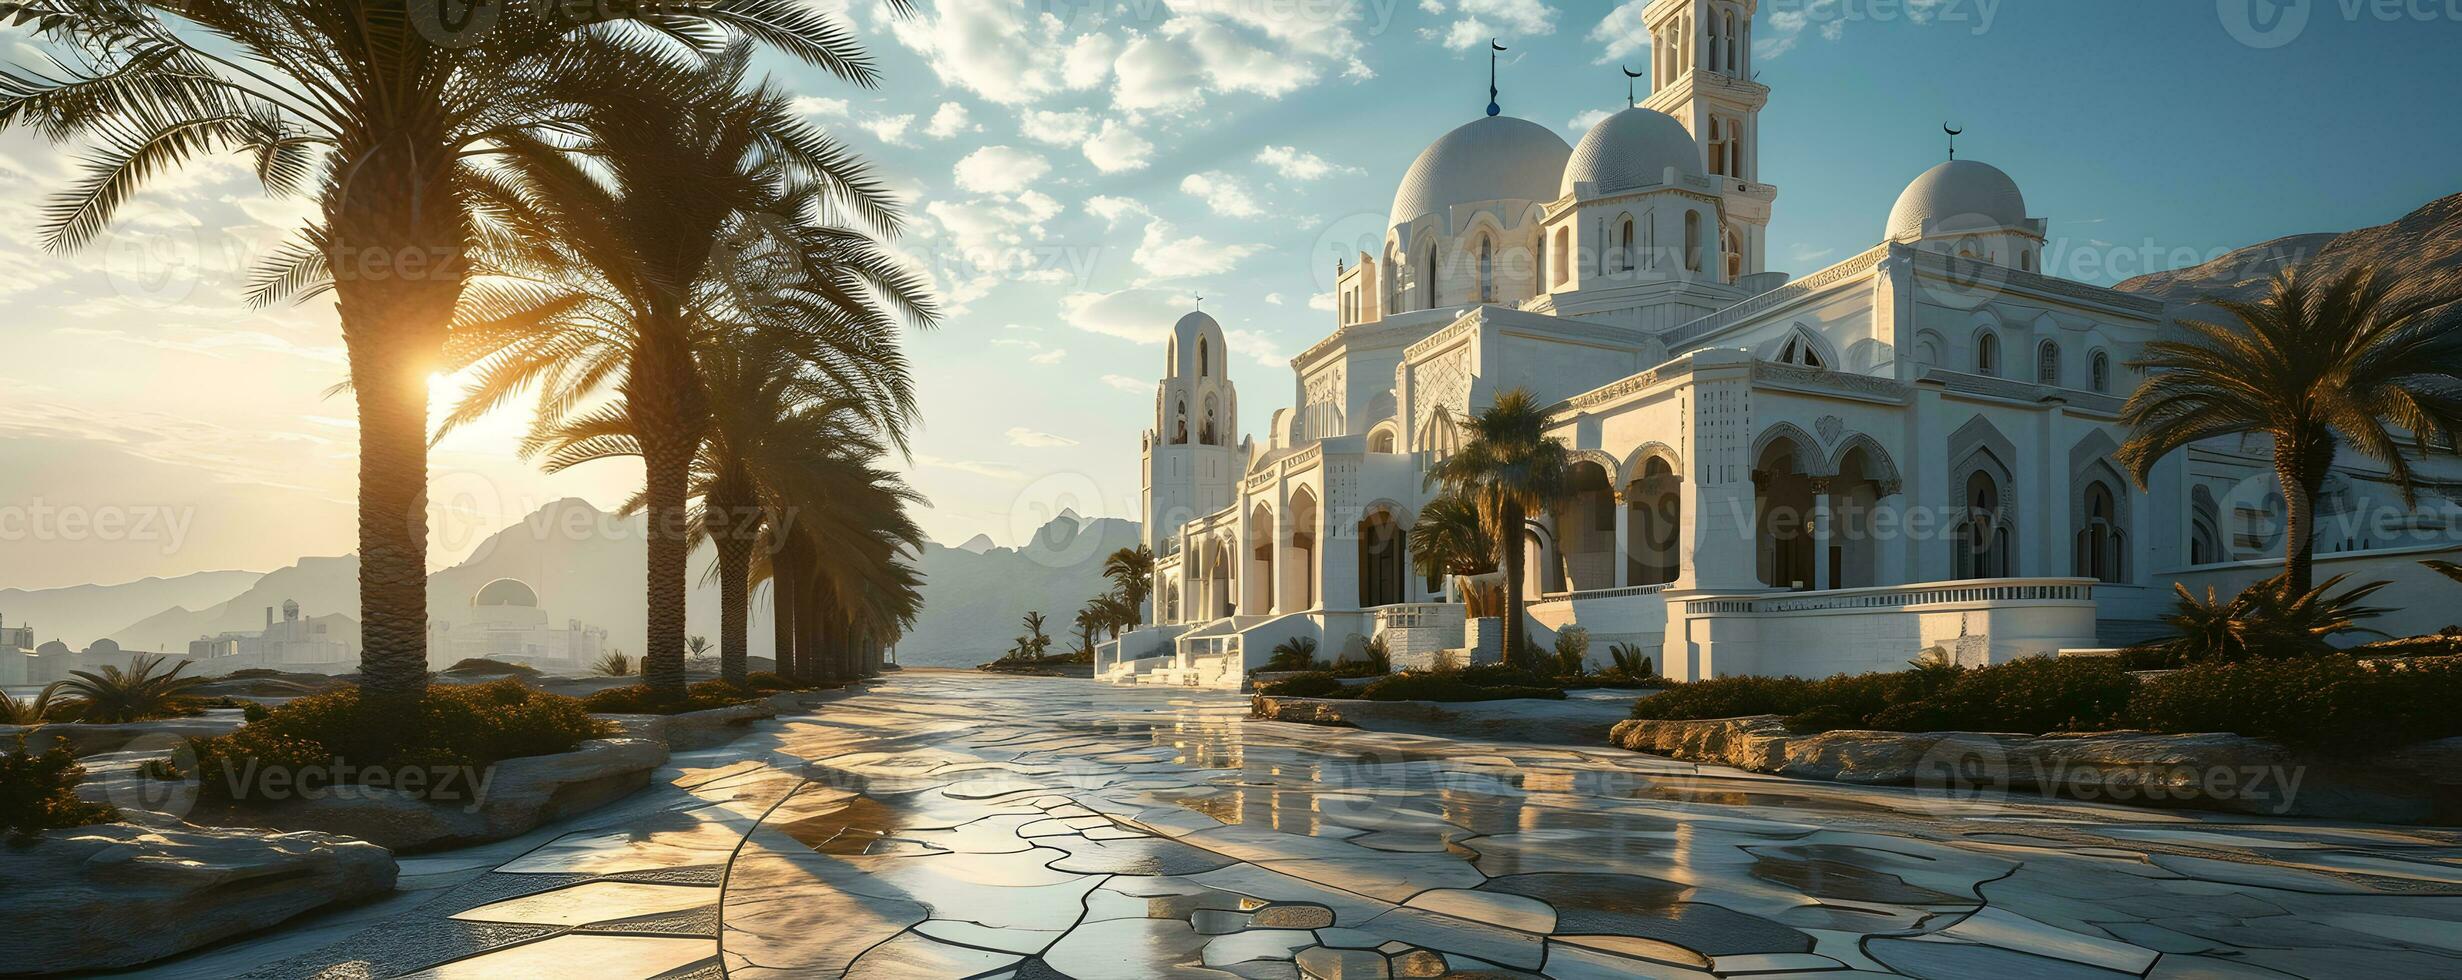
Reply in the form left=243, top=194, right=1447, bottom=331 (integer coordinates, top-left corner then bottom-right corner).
left=2118, top=192, right=2462, bottom=309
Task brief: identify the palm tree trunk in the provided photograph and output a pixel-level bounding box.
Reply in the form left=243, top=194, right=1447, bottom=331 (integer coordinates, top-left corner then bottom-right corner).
left=640, top=419, right=693, bottom=698
left=346, top=342, right=436, bottom=703
left=1500, top=498, right=1528, bottom=670
left=2274, top=434, right=2333, bottom=593
left=769, top=559, right=797, bottom=682
left=716, top=533, right=752, bottom=688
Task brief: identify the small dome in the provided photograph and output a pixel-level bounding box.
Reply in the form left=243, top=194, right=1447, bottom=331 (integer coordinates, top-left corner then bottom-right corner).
left=1171, top=311, right=1219, bottom=345
left=1169, top=310, right=1225, bottom=379
left=1389, top=115, right=1572, bottom=231
left=473, top=578, right=540, bottom=608
left=1886, top=159, right=2029, bottom=242
left=1560, top=107, right=1701, bottom=199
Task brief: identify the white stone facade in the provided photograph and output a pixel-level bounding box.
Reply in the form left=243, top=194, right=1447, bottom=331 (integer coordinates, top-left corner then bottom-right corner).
left=1107, top=0, right=2462, bottom=689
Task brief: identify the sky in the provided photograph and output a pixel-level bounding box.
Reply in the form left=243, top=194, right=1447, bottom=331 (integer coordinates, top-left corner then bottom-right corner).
left=2, top=0, right=2458, bottom=591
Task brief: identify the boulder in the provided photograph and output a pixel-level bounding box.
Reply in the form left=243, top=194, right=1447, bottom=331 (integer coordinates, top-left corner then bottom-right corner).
left=0, top=821, right=396, bottom=974
left=1611, top=715, right=1793, bottom=771
left=191, top=736, right=668, bottom=852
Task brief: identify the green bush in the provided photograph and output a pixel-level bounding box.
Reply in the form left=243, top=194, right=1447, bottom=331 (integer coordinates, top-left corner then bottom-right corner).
left=1256, top=671, right=1354, bottom=699
left=183, top=679, right=607, bottom=803
left=1360, top=673, right=1564, bottom=703
left=1912, top=656, right=2134, bottom=733
left=581, top=682, right=758, bottom=715
left=1632, top=658, right=2123, bottom=735
left=442, top=658, right=541, bottom=676
left=1551, top=628, right=1591, bottom=678
left=2129, top=655, right=2462, bottom=754
left=1633, top=674, right=1822, bottom=721
left=1607, top=642, right=1654, bottom=681
left=2, top=735, right=118, bottom=844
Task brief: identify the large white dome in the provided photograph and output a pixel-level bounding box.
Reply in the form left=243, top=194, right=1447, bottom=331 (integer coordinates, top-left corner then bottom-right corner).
left=1389, top=115, right=1572, bottom=231
left=1885, top=159, right=2029, bottom=242
left=1560, top=107, right=1701, bottom=199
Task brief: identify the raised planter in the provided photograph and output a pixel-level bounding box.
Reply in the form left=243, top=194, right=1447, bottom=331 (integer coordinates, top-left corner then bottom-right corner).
left=1255, top=694, right=1636, bottom=744
left=1610, top=716, right=2462, bottom=824
left=4, top=712, right=245, bottom=758
left=184, top=736, right=668, bottom=852
left=598, top=690, right=808, bottom=751
left=0, top=819, right=396, bottom=974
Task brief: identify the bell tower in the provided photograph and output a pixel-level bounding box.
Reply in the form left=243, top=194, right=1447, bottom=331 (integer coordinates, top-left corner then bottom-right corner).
left=1641, top=0, right=1777, bottom=281
left=1140, top=311, right=1241, bottom=556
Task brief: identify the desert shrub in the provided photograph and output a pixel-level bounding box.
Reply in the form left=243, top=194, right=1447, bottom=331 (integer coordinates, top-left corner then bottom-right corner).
left=1263, top=636, right=1321, bottom=673
left=1360, top=673, right=1564, bottom=703
left=182, top=679, right=607, bottom=803
left=1, top=687, right=71, bottom=726
left=592, top=651, right=634, bottom=677
left=1607, top=642, right=1654, bottom=681
left=1550, top=628, right=1591, bottom=678
left=1632, top=674, right=1821, bottom=721
left=1327, top=636, right=1392, bottom=678
left=240, top=702, right=272, bottom=723
left=47, top=655, right=211, bottom=723
left=442, top=658, right=541, bottom=677
left=2129, top=655, right=2462, bottom=753
left=1638, top=658, right=2128, bottom=735
left=1, top=736, right=117, bottom=844
left=1912, top=656, right=2134, bottom=733
left=1256, top=671, right=1352, bottom=699
left=581, top=683, right=755, bottom=715
left=2128, top=574, right=2391, bottom=667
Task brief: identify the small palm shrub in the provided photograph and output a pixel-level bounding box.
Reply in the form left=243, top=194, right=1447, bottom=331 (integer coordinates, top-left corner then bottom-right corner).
left=2128, top=574, right=2391, bottom=667
left=1607, top=642, right=1654, bottom=681
left=593, top=651, right=634, bottom=677
left=1551, top=628, right=1591, bottom=678
left=1, top=687, right=70, bottom=726
left=1331, top=635, right=1393, bottom=678
left=181, top=680, right=608, bottom=803
left=1262, top=636, right=1321, bottom=673
left=2, top=736, right=117, bottom=845
left=49, top=655, right=210, bottom=723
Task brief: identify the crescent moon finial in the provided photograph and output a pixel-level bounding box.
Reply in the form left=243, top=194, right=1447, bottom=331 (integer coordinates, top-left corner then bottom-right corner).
left=1943, top=122, right=1963, bottom=160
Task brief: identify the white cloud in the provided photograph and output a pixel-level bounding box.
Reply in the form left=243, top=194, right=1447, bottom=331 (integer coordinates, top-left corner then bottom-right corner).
left=1131, top=219, right=1263, bottom=279
left=923, top=188, right=1066, bottom=305
left=885, top=5, right=1103, bottom=106
left=1566, top=108, right=1612, bottom=133
left=1225, top=328, right=1289, bottom=369
left=1005, top=426, right=1080, bottom=448
left=1112, top=32, right=1206, bottom=113
left=1084, top=195, right=1150, bottom=229
left=1264, top=293, right=1286, bottom=306
left=1588, top=2, right=1651, bottom=64
left=1307, top=292, right=1336, bottom=312
left=860, top=113, right=916, bottom=146
left=953, top=146, right=1051, bottom=195
left=1028, top=348, right=1067, bottom=365
left=790, top=95, right=850, bottom=118
left=923, top=101, right=978, bottom=139
left=1253, top=145, right=1360, bottom=181
left=1019, top=109, right=1098, bottom=146
left=1178, top=171, right=1261, bottom=218
left=1083, top=119, right=1155, bottom=173
left=1424, top=0, right=1560, bottom=48
left=1101, top=374, right=1149, bottom=392
left=1060, top=287, right=1195, bottom=344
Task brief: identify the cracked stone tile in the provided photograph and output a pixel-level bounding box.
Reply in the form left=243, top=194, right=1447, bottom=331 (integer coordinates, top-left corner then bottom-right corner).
left=1939, top=906, right=2159, bottom=974
left=1041, top=916, right=1213, bottom=980
left=449, top=881, right=719, bottom=928
left=845, top=931, right=1025, bottom=978
left=393, top=934, right=713, bottom=979
left=912, top=919, right=1068, bottom=955
left=1402, top=888, right=1556, bottom=935
left=1865, top=938, right=2138, bottom=979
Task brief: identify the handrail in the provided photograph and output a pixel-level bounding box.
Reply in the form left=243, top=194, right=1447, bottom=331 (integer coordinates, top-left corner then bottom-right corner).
left=1682, top=578, right=2096, bottom=615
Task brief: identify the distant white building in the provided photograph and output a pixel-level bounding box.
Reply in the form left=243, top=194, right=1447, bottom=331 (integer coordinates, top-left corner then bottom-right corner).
left=185, top=598, right=355, bottom=674
left=0, top=613, right=34, bottom=685
left=429, top=578, right=607, bottom=671
left=1103, top=0, right=2462, bottom=690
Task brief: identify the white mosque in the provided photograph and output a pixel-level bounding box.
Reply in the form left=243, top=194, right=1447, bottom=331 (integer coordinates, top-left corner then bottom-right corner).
left=1101, top=0, right=2462, bottom=688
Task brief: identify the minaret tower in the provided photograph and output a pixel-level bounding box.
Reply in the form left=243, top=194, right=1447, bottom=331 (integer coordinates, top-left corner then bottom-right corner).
left=1641, top=0, right=1777, bottom=280
left=1140, top=311, right=1241, bottom=557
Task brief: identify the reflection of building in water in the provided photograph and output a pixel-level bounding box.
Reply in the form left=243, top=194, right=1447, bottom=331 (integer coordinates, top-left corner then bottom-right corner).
left=188, top=598, right=355, bottom=670
left=428, top=578, right=607, bottom=670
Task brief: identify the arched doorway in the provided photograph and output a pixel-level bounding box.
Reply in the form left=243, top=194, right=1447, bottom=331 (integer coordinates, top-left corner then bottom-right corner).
left=1557, top=461, right=1617, bottom=591
left=2075, top=479, right=2127, bottom=582
left=1829, top=443, right=1896, bottom=589
left=1755, top=436, right=1818, bottom=589
left=1357, top=506, right=1408, bottom=608
left=1245, top=504, right=1275, bottom=614
left=1280, top=489, right=1319, bottom=613
left=1954, top=468, right=2014, bottom=579
left=1627, top=457, right=1681, bottom=587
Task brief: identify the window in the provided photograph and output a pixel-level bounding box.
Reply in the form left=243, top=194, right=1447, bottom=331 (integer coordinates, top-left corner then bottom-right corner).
left=1477, top=238, right=1495, bottom=303
left=1723, top=226, right=1742, bottom=282
left=1553, top=227, right=1570, bottom=284
left=2020, top=249, right=2034, bottom=272
left=1684, top=211, right=1702, bottom=273
left=1534, top=230, right=1547, bottom=290
left=1171, top=399, right=1188, bottom=444
left=1423, top=246, right=1438, bottom=309
left=1369, top=429, right=1395, bottom=454
left=2037, top=340, right=2060, bottom=386
left=1977, top=331, right=2000, bottom=376
left=1198, top=338, right=1208, bottom=377
left=2090, top=351, right=2110, bottom=393
left=1777, top=334, right=1823, bottom=368
left=1708, top=117, right=1729, bottom=177
left=1617, top=215, right=1635, bottom=273
left=1955, top=470, right=2011, bottom=579
left=1643, top=213, right=1657, bottom=270
left=1386, top=247, right=1402, bottom=312
left=2075, top=481, right=2127, bottom=583
left=1707, top=13, right=1722, bottom=73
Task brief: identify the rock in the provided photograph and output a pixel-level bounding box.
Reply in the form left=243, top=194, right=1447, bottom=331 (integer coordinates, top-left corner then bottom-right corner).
left=1609, top=718, right=2462, bottom=824
left=4, top=713, right=245, bottom=758
left=0, top=821, right=396, bottom=974
left=599, top=691, right=806, bottom=751
left=191, top=737, right=668, bottom=852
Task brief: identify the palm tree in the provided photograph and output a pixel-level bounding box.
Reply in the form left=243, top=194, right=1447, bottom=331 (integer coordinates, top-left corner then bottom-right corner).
left=0, top=1, right=894, bottom=702
left=2120, top=266, right=2462, bottom=591
left=1087, top=592, right=1139, bottom=640
left=1425, top=389, right=1572, bottom=668
left=1102, top=546, right=1156, bottom=628
left=1072, top=604, right=1105, bottom=658
left=49, top=655, right=209, bottom=723
left=441, top=54, right=925, bottom=697
left=1409, top=490, right=1503, bottom=617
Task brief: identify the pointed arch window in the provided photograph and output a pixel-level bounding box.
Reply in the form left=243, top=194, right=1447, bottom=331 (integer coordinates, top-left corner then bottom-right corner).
left=1477, top=237, right=1495, bottom=303
left=1616, top=215, right=1636, bottom=273
left=1643, top=213, right=1657, bottom=270
left=1722, top=226, right=1742, bottom=282
left=1198, top=337, right=1209, bottom=377
left=1777, top=334, right=1824, bottom=369
left=1684, top=211, right=1703, bottom=273
left=2090, top=350, right=2110, bottom=393
left=1172, top=399, right=1189, bottom=444
left=2075, top=481, right=2127, bottom=583
left=1707, top=117, right=1730, bottom=177
left=1955, top=470, right=2012, bottom=579
left=1976, top=331, right=2001, bottom=376
left=2037, top=340, right=2060, bottom=386
left=1423, top=245, right=1439, bottom=308
left=1553, top=227, right=1570, bottom=285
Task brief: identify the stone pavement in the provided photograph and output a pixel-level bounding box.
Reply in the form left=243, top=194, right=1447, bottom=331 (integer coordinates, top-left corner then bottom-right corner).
left=122, top=670, right=2462, bottom=978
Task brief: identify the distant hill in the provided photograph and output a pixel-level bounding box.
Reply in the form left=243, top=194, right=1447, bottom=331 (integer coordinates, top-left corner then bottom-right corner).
left=96, top=499, right=1140, bottom=670
left=2120, top=192, right=2462, bottom=313
left=898, top=512, right=1143, bottom=668
left=0, top=570, right=263, bottom=651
